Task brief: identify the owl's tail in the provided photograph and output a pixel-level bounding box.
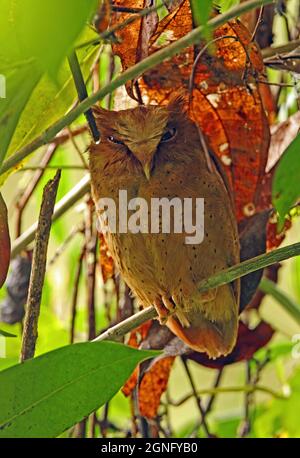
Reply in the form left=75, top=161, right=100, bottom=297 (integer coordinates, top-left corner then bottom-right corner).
left=166, top=284, right=239, bottom=359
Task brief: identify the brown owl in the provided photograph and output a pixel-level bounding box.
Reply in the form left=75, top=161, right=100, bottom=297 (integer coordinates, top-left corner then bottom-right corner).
left=89, top=96, right=240, bottom=358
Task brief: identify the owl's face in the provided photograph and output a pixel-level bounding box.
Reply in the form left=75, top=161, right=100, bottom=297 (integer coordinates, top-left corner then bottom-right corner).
left=89, top=96, right=202, bottom=182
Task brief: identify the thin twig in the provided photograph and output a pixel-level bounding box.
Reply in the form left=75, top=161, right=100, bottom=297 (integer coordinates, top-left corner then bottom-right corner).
left=262, top=38, right=300, bottom=59
left=93, top=306, right=157, bottom=342
left=18, top=165, right=87, bottom=171
left=66, top=127, right=89, bottom=169
left=190, top=368, right=224, bottom=437
left=238, top=362, right=252, bottom=437
left=11, top=174, right=90, bottom=258
left=181, top=358, right=212, bottom=437
left=48, top=224, right=84, bottom=267
left=70, top=243, right=86, bottom=344
left=0, top=0, right=275, bottom=177
left=189, top=35, right=238, bottom=95
left=85, top=198, right=98, bottom=340
left=77, top=4, right=164, bottom=50
left=15, top=143, right=57, bottom=237
left=111, top=6, right=144, bottom=14
left=251, top=6, right=264, bottom=41
left=20, top=171, right=61, bottom=361
left=169, top=384, right=288, bottom=406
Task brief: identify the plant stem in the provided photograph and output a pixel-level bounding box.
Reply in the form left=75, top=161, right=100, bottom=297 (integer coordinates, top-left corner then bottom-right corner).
left=93, top=306, right=157, bottom=342
left=0, top=0, right=274, bottom=177
left=262, top=38, right=300, bottom=58
left=259, top=277, right=300, bottom=324
left=20, top=171, right=61, bottom=361
left=11, top=174, right=90, bottom=257
left=170, top=384, right=288, bottom=406
left=68, top=51, right=100, bottom=142
left=197, top=242, right=300, bottom=293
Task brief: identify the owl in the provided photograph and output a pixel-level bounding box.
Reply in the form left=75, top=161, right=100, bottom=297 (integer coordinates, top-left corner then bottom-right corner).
left=89, top=96, right=240, bottom=358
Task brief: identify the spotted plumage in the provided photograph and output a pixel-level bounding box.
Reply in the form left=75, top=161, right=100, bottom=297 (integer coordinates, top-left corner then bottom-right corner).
left=89, top=97, right=240, bottom=358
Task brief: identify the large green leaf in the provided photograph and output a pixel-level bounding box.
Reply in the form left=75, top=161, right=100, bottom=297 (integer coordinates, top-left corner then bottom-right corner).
left=0, top=0, right=98, bottom=166
left=0, top=341, right=158, bottom=438
left=272, top=133, right=300, bottom=227
left=0, top=29, right=98, bottom=186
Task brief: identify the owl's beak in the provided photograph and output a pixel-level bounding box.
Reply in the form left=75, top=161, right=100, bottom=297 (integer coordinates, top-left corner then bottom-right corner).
left=143, top=161, right=152, bottom=181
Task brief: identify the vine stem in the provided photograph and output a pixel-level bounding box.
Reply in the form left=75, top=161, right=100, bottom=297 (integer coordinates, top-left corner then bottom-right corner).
left=169, top=384, right=288, bottom=406
left=93, top=241, right=300, bottom=343
left=0, top=0, right=274, bottom=176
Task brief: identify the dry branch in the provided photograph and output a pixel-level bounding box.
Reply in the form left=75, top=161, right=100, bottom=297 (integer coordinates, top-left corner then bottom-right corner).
left=20, top=171, right=61, bottom=361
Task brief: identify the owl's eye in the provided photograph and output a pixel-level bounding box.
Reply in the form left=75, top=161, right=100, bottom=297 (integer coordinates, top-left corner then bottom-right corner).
left=161, top=127, right=177, bottom=143
left=107, top=135, right=124, bottom=145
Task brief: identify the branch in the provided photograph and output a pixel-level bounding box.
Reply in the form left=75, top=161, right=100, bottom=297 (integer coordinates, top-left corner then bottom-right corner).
left=262, top=38, right=300, bottom=59
left=11, top=174, right=90, bottom=258
left=169, top=384, right=288, bottom=406
left=0, top=0, right=274, bottom=176
left=93, top=241, right=300, bottom=343
left=20, top=171, right=61, bottom=361
left=197, top=242, right=300, bottom=292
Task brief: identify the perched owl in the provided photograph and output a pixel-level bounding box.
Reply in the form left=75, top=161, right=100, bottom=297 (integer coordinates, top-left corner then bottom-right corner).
left=89, top=96, right=240, bottom=358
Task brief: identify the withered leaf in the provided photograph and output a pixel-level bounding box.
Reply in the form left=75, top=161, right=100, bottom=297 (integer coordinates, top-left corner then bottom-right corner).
left=122, top=321, right=174, bottom=419
left=98, top=232, right=115, bottom=283
left=0, top=194, right=10, bottom=288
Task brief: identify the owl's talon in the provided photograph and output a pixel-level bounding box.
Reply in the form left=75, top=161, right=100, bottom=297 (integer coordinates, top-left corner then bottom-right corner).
left=153, top=298, right=176, bottom=325
left=162, top=296, right=177, bottom=314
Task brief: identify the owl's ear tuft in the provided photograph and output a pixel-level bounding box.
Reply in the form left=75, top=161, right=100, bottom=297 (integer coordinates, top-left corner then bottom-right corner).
left=167, top=92, right=188, bottom=114
left=92, top=105, right=109, bottom=119
left=92, top=105, right=117, bottom=130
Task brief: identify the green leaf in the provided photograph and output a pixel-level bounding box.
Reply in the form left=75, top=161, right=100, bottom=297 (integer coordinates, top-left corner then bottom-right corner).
left=253, top=367, right=300, bottom=438
left=213, top=0, right=240, bottom=13
left=0, top=0, right=98, bottom=166
left=260, top=277, right=300, bottom=325
left=189, top=0, right=214, bottom=38
left=0, top=29, right=98, bottom=186
left=251, top=341, right=295, bottom=370
left=0, top=330, right=16, bottom=338
left=0, top=341, right=158, bottom=438
left=272, top=133, right=300, bottom=228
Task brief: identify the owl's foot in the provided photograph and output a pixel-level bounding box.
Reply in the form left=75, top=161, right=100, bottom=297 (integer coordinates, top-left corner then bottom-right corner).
left=153, top=297, right=176, bottom=325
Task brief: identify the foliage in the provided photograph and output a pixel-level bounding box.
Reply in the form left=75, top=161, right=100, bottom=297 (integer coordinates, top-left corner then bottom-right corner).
left=0, top=341, right=158, bottom=438
left=273, top=134, right=300, bottom=227
left=0, top=0, right=98, bottom=167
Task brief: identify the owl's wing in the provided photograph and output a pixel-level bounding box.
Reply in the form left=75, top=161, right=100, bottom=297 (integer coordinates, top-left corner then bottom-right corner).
left=161, top=154, right=240, bottom=358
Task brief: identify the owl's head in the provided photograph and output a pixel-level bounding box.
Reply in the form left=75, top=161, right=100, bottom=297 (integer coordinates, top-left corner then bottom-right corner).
left=90, top=95, right=200, bottom=180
